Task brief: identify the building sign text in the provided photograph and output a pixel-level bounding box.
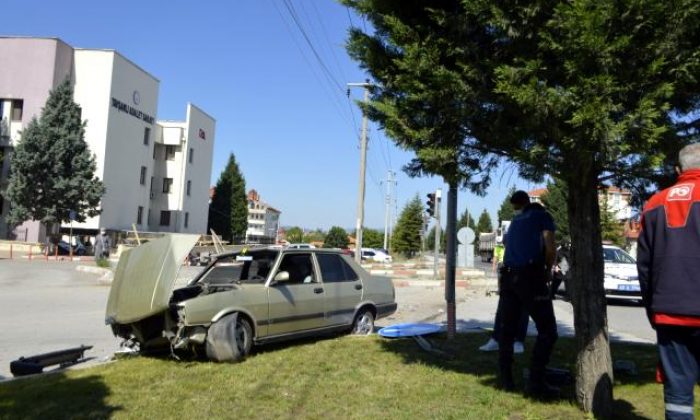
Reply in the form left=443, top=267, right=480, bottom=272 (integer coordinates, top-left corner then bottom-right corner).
left=111, top=97, right=155, bottom=125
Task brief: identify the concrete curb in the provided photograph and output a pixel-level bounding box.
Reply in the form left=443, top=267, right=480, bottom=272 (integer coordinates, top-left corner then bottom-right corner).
left=391, top=278, right=497, bottom=289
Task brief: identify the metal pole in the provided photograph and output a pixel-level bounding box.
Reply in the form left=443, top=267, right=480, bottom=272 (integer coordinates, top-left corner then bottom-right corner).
left=433, top=188, right=442, bottom=280
left=348, top=82, right=371, bottom=263
left=445, top=183, right=458, bottom=339
left=383, top=170, right=394, bottom=250
left=70, top=220, right=73, bottom=260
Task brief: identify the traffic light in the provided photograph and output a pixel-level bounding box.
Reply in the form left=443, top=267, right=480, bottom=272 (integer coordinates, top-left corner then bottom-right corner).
left=426, top=193, right=436, bottom=217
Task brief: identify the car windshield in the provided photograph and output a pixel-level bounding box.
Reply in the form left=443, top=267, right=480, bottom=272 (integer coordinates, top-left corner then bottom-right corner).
left=603, top=247, right=635, bottom=264
left=199, top=250, right=279, bottom=285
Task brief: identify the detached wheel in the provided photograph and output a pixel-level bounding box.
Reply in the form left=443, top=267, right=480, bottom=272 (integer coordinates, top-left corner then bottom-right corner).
left=205, top=313, right=253, bottom=362
left=351, top=308, right=375, bottom=335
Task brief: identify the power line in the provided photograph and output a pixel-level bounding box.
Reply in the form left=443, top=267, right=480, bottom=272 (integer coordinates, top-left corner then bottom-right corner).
left=269, top=0, right=359, bottom=141
left=282, top=0, right=345, bottom=93
left=286, top=0, right=363, bottom=143
left=278, top=0, right=363, bottom=145
left=372, top=127, right=391, bottom=171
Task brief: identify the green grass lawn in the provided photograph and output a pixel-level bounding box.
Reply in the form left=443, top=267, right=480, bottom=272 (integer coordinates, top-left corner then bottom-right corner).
left=1, top=333, right=697, bottom=419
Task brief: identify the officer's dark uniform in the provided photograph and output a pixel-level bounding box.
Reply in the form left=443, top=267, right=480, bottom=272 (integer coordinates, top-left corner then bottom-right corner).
left=638, top=168, right=700, bottom=420
left=498, top=202, right=558, bottom=394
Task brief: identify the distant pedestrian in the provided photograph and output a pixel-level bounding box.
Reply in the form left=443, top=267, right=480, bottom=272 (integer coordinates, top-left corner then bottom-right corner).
left=479, top=241, right=529, bottom=354
left=498, top=190, right=558, bottom=398
left=550, top=243, right=570, bottom=299
left=638, top=143, right=700, bottom=420
left=94, top=228, right=111, bottom=261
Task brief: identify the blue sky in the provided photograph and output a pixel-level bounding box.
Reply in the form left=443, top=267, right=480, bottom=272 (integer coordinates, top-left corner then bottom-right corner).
left=4, top=0, right=537, bottom=231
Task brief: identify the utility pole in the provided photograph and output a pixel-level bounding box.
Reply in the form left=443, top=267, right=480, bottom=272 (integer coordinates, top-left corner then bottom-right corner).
left=433, top=188, right=442, bottom=280
left=383, top=170, right=395, bottom=250
left=348, top=81, right=371, bottom=263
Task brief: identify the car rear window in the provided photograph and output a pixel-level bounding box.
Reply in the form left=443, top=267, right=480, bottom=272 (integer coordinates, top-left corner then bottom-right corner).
left=317, top=254, right=358, bottom=283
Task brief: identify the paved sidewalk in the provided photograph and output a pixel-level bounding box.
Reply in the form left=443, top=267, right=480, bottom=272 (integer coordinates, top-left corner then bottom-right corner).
left=378, top=284, right=654, bottom=345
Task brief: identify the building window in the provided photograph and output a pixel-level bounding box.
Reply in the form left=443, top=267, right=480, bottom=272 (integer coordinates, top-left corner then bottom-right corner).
left=150, top=176, right=154, bottom=194
left=163, top=178, right=173, bottom=193
left=137, top=206, right=144, bottom=225
left=143, top=127, right=151, bottom=145
left=147, top=208, right=151, bottom=225
left=184, top=212, right=189, bottom=228
left=165, top=145, right=176, bottom=160
left=189, top=148, right=194, bottom=164
left=186, top=180, right=191, bottom=196
left=11, top=99, right=23, bottom=121
left=160, top=210, right=171, bottom=226
left=140, top=166, right=147, bottom=185
left=153, top=144, right=157, bottom=160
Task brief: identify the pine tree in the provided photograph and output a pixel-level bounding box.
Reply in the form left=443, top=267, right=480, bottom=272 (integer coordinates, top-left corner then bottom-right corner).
left=497, top=186, right=517, bottom=225
left=540, top=178, right=570, bottom=243
left=4, top=79, right=104, bottom=233
left=391, top=195, right=423, bottom=257
left=361, top=228, right=384, bottom=249
left=476, top=209, right=493, bottom=235
left=324, top=226, right=349, bottom=249
left=424, top=223, right=446, bottom=253
left=208, top=153, right=247, bottom=243
left=457, top=208, right=476, bottom=231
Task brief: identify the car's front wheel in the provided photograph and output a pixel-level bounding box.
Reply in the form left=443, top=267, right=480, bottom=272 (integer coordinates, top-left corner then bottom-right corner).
left=205, top=313, right=253, bottom=362
left=351, top=308, right=375, bottom=335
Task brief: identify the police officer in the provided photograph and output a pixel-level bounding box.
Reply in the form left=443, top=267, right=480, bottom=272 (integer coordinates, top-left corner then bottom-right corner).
left=498, top=190, right=558, bottom=397
left=638, top=143, right=700, bottom=419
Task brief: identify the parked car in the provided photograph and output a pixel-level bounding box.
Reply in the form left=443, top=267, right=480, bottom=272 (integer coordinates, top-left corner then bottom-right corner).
left=601, top=245, right=640, bottom=302
left=106, top=235, right=397, bottom=362
left=557, top=244, right=640, bottom=303
left=361, top=248, right=392, bottom=263
left=56, top=239, right=86, bottom=256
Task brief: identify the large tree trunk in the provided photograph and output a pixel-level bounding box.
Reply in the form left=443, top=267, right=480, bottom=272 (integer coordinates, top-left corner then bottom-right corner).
left=566, top=164, right=614, bottom=418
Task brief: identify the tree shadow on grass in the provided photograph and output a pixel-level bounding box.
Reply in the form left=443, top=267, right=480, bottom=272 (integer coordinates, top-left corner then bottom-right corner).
left=0, top=372, right=120, bottom=419
left=378, top=324, right=658, bottom=419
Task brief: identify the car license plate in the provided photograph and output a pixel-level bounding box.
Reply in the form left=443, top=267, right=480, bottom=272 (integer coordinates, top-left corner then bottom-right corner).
left=617, top=284, right=640, bottom=292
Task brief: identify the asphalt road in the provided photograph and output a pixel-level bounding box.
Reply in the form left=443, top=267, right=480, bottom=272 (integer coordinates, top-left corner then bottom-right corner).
left=0, top=258, right=655, bottom=381
left=0, top=259, right=119, bottom=380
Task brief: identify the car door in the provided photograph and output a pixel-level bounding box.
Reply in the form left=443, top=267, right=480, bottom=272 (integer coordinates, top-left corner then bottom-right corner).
left=266, top=253, right=326, bottom=336
left=316, top=253, right=363, bottom=327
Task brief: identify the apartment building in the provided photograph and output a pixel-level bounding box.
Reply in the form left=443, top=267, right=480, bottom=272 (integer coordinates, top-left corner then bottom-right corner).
left=245, top=189, right=280, bottom=244
left=528, top=185, right=633, bottom=220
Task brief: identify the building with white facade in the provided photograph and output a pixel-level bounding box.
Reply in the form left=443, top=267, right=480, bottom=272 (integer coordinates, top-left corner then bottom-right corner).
left=528, top=186, right=634, bottom=221
left=245, top=189, right=280, bottom=244
left=0, top=37, right=215, bottom=242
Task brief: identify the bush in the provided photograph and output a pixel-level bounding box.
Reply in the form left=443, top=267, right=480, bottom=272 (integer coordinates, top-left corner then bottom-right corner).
left=96, top=258, right=111, bottom=268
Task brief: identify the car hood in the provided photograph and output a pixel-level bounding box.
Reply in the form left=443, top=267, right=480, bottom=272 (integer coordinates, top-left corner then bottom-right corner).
left=105, top=234, right=199, bottom=325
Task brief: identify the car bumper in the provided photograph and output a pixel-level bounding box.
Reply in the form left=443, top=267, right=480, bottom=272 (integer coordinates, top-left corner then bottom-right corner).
left=604, top=289, right=641, bottom=300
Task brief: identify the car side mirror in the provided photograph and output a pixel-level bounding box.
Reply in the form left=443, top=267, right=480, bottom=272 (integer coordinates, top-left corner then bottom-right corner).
left=272, top=271, right=290, bottom=284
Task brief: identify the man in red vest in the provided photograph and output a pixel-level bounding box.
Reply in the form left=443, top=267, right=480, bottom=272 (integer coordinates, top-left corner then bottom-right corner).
left=638, top=143, right=700, bottom=420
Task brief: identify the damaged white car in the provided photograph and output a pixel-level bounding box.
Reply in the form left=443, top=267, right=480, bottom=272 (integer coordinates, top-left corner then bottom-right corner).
left=106, top=234, right=397, bottom=362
